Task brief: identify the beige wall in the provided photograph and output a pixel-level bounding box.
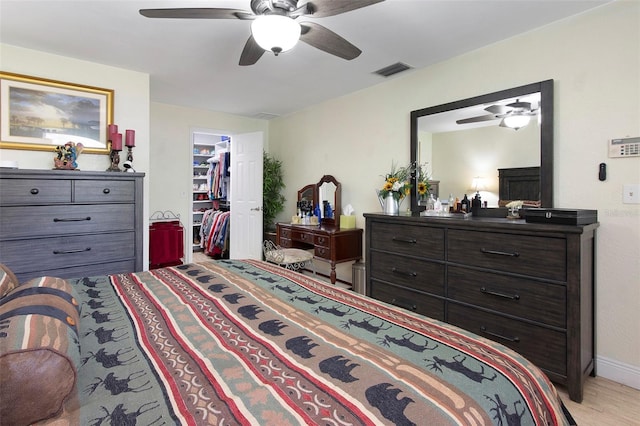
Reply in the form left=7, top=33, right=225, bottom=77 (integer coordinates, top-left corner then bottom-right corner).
left=0, top=44, right=151, bottom=268
left=148, top=102, right=268, bottom=262
left=269, top=1, right=640, bottom=388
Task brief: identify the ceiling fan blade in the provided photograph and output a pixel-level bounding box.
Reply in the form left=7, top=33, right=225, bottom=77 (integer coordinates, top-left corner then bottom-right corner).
left=239, top=35, right=266, bottom=66
left=305, top=0, right=385, bottom=18
left=456, top=115, right=499, bottom=125
left=139, top=8, right=248, bottom=19
left=484, top=104, right=510, bottom=114
left=506, top=100, right=532, bottom=110
left=299, top=22, right=361, bottom=60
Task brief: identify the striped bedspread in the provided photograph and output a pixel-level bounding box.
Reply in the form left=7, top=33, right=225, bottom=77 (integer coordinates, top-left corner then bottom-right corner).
left=53, top=259, right=572, bottom=425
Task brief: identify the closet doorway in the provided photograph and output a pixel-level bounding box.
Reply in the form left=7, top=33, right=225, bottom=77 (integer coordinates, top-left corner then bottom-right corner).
left=188, top=128, right=264, bottom=263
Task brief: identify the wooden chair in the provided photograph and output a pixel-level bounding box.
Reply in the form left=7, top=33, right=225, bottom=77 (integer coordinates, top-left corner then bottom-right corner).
left=263, top=240, right=315, bottom=275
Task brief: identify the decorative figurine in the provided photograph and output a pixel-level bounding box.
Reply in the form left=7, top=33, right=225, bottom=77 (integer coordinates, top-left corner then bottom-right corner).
left=54, top=141, right=84, bottom=170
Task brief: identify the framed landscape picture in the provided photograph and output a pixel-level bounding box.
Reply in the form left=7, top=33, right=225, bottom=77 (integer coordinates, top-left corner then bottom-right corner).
left=0, top=72, right=113, bottom=154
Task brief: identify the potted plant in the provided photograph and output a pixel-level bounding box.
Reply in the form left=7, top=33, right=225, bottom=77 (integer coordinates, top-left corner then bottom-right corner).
left=263, top=151, right=286, bottom=238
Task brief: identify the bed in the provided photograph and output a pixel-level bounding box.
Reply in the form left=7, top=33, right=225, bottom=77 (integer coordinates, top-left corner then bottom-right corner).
left=498, top=166, right=542, bottom=207
left=0, top=260, right=575, bottom=425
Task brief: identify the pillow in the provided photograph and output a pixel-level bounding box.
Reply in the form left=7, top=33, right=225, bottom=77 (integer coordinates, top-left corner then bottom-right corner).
left=10, top=275, right=82, bottom=315
left=0, top=264, right=19, bottom=299
left=0, top=276, right=81, bottom=425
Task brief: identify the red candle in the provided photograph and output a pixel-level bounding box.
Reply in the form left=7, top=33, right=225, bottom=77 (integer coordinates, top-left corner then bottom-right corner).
left=108, top=124, right=118, bottom=138
left=111, top=133, right=122, bottom=151
left=125, top=129, right=135, bottom=147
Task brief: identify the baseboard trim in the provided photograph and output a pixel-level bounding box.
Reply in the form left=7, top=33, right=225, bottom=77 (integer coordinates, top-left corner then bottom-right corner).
left=597, top=355, right=640, bottom=390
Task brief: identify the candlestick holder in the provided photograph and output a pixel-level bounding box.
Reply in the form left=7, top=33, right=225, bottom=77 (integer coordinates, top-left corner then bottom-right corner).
left=122, top=146, right=135, bottom=172
left=106, top=149, right=122, bottom=172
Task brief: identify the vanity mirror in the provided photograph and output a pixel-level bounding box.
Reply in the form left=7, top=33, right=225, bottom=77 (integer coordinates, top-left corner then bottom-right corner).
left=297, top=184, right=317, bottom=210
left=410, top=80, right=554, bottom=214
left=317, top=175, right=341, bottom=227
left=295, top=175, right=342, bottom=227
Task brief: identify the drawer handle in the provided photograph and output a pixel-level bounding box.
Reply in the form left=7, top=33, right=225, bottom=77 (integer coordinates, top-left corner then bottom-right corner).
left=391, top=267, right=417, bottom=278
left=480, top=326, right=520, bottom=343
left=53, top=247, right=91, bottom=254
left=392, top=237, right=417, bottom=244
left=480, top=287, right=520, bottom=300
left=53, top=216, right=92, bottom=222
left=391, top=298, right=417, bottom=312
left=30, top=188, right=40, bottom=195
left=103, top=188, right=111, bottom=194
left=480, top=248, right=520, bottom=257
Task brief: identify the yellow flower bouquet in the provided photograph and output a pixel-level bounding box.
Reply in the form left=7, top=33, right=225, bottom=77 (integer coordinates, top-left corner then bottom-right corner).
left=379, top=162, right=412, bottom=201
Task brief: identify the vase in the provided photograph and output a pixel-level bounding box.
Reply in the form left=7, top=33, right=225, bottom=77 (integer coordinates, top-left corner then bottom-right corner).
left=383, top=193, right=399, bottom=215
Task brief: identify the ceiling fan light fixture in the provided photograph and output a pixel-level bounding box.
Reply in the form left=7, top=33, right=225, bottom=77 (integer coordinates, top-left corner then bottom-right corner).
left=251, top=15, right=301, bottom=55
left=502, top=113, right=531, bottom=130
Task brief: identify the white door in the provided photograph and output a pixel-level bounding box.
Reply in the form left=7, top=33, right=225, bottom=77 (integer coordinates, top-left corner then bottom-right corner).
left=229, top=132, right=264, bottom=259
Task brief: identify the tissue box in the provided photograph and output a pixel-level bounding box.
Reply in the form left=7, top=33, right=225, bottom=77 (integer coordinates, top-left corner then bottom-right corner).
left=340, top=215, right=356, bottom=229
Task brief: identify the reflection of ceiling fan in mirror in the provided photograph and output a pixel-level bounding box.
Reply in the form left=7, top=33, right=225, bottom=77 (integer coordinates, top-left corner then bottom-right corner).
left=456, top=99, right=540, bottom=130
left=139, top=0, right=385, bottom=66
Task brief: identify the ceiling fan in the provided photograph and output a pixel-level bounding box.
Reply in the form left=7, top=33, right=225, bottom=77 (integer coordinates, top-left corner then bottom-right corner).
left=139, top=0, right=384, bottom=66
left=456, top=99, right=539, bottom=129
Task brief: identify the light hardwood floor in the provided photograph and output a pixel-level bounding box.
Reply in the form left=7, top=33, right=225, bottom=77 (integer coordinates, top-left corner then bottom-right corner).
left=192, top=254, right=638, bottom=424
left=557, top=377, right=640, bottom=425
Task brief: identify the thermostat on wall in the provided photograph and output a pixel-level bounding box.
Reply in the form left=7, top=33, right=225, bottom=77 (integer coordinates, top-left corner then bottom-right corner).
left=609, top=137, right=640, bottom=158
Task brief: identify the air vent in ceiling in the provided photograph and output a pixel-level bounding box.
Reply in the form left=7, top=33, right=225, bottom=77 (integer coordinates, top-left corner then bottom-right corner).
left=373, top=62, right=412, bottom=77
left=252, top=112, right=280, bottom=120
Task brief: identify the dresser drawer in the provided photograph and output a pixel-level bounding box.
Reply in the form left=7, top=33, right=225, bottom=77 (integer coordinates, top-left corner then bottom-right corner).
left=314, top=233, right=330, bottom=248
left=0, top=204, right=134, bottom=238
left=1, top=232, right=135, bottom=275
left=278, top=237, right=293, bottom=248
left=448, top=230, right=566, bottom=281
left=314, top=245, right=331, bottom=259
left=370, top=221, right=444, bottom=259
left=14, top=260, right=136, bottom=283
left=448, top=303, right=566, bottom=376
left=291, top=229, right=313, bottom=244
left=370, top=251, right=445, bottom=295
left=370, top=281, right=444, bottom=320
left=279, top=227, right=292, bottom=239
left=0, top=179, right=72, bottom=205
left=75, top=179, right=136, bottom=202
left=448, top=267, right=566, bottom=328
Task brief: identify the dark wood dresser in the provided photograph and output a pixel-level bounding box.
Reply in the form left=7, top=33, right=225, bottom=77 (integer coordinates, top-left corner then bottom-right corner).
left=276, top=223, right=362, bottom=284
left=0, top=169, right=145, bottom=281
left=364, top=212, right=598, bottom=402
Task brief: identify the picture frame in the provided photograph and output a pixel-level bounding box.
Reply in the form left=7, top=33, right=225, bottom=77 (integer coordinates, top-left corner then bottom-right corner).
left=0, top=71, right=113, bottom=154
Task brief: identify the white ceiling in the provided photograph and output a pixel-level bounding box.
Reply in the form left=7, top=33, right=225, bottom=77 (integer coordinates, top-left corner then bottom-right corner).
left=0, top=0, right=610, bottom=119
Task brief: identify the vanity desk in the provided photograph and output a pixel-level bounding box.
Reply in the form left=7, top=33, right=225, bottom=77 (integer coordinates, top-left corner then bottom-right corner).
left=276, top=223, right=362, bottom=284
left=279, top=175, right=362, bottom=284
left=364, top=212, right=597, bottom=402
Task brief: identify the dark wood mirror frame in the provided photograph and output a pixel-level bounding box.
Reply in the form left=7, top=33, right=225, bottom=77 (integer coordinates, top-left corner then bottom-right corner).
left=297, top=184, right=317, bottom=207
left=317, top=175, right=341, bottom=228
left=410, top=80, right=554, bottom=215
left=296, top=176, right=342, bottom=228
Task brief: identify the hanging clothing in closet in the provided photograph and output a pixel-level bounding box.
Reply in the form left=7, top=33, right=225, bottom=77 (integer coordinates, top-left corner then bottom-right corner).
left=200, top=210, right=230, bottom=258
left=207, top=151, right=230, bottom=201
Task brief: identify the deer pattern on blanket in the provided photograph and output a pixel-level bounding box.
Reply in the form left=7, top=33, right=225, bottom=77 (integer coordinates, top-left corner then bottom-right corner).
left=63, top=260, right=569, bottom=426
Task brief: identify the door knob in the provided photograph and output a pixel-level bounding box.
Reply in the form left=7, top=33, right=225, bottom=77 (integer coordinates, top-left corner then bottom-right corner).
left=250, top=206, right=262, bottom=211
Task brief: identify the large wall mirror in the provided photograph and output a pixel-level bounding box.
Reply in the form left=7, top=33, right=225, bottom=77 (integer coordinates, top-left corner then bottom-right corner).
left=410, top=80, right=554, bottom=214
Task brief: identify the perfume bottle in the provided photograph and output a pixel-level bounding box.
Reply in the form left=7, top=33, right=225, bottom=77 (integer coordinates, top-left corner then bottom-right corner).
left=460, top=194, right=470, bottom=212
